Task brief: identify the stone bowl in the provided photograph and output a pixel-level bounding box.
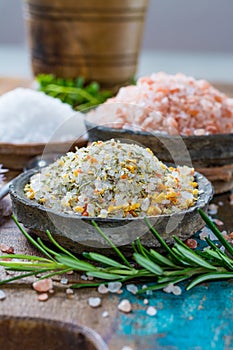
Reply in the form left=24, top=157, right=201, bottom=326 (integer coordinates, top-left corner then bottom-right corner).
left=85, top=120, right=233, bottom=193
left=0, top=316, right=108, bottom=350
left=9, top=169, right=213, bottom=255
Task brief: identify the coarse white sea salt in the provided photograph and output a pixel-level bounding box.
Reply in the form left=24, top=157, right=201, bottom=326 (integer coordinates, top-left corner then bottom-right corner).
left=126, top=284, right=138, bottom=295
left=88, top=297, right=101, bottom=308
left=0, top=88, right=86, bottom=143
left=146, top=306, right=157, bottom=316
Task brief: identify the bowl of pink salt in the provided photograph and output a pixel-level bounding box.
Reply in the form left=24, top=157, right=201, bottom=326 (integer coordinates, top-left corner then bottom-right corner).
left=85, top=72, right=233, bottom=193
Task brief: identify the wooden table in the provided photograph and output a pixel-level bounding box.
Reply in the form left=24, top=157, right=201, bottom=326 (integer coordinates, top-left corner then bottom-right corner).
left=0, top=78, right=233, bottom=350
left=0, top=192, right=233, bottom=350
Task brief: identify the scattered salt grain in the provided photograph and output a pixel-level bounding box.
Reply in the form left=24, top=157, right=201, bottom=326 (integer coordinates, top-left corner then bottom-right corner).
left=143, top=299, right=149, bottom=305
left=199, top=229, right=209, bottom=240
left=97, top=284, right=109, bottom=294
left=117, top=299, right=132, bottom=313
left=117, top=289, right=123, bottom=294
left=38, top=293, right=49, bottom=302
left=212, top=219, right=224, bottom=226
left=146, top=306, right=157, bottom=316
left=163, top=283, right=182, bottom=296
left=102, top=311, right=109, bottom=318
left=121, top=347, right=134, bottom=350
left=185, top=238, right=197, bottom=249
left=172, top=286, right=182, bottom=296
left=108, top=282, right=122, bottom=293
left=208, top=204, right=218, bottom=215
left=163, top=283, right=174, bottom=294
left=60, top=277, right=68, bottom=285
left=0, top=290, right=6, bottom=300
left=146, top=290, right=153, bottom=296
left=218, top=201, right=224, bottom=206
left=0, top=88, right=86, bottom=143
left=0, top=243, right=9, bottom=253
left=88, top=297, right=101, bottom=308
left=126, top=284, right=138, bottom=295
left=33, top=278, right=53, bottom=293
left=219, top=246, right=226, bottom=253
left=81, top=274, right=88, bottom=281
left=66, top=288, right=74, bottom=295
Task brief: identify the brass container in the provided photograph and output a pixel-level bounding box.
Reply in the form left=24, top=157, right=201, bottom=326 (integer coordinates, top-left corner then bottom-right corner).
left=24, top=0, right=149, bottom=88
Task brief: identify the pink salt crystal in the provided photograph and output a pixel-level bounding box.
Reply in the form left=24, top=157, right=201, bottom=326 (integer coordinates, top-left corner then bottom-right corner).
left=0, top=243, right=8, bottom=252
left=117, top=299, right=132, bottom=313
left=38, top=293, right=49, bottom=302
left=212, top=219, right=224, bottom=226
left=199, top=229, right=209, bottom=240
left=97, top=284, right=109, bottom=294
left=0, top=243, right=14, bottom=254
left=185, top=238, right=197, bottom=249
left=33, top=278, right=53, bottom=293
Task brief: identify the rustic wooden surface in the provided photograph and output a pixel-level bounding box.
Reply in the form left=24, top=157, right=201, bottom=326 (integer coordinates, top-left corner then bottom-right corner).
left=0, top=77, right=233, bottom=349
left=0, top=192, right=233, bottom=350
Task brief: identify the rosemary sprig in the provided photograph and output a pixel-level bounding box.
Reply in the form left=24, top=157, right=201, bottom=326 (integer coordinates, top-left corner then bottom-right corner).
left=0, top=209, right=232, bottom=293
left=36, top=74, right=113, bottom=111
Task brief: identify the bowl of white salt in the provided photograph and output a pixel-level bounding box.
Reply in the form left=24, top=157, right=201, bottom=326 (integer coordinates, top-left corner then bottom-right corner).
left=0, top=88, right=87, bottom=170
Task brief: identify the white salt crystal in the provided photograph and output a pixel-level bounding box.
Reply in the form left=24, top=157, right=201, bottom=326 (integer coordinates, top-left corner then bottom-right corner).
left=143, top=298, right=149, bottom=305
left=60, top=277, right=68, bottom=285
left=0, top=290, right=6, bottom=300
left=163, top=283, right=174, bottom=294
left=126, top=284, right=138, bottom=295
left=102, top=311, right=109, bottom=318
left=88, top=297, right=101, bottom=308
left=97, top=284, right=109, bottom=294
left=208, top=204, right=218, bottom=215
left=121, top=347, right=134, bottom=350
left=0, top=88, right=86, bottom=143
left=81, top=274, right=88, bottom=281
left=172, top=286, right=182, bottom=295
left=108, top=282, right=122, bottom=293
left=146, top=306, right=157, bottom=316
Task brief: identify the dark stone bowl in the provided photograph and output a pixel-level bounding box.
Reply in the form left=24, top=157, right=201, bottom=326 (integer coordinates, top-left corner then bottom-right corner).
left=85, top=120, right=233, bottom=168
left=9, top=169, right=213, bottom=255
left=0, top=316, right=108, bottom=350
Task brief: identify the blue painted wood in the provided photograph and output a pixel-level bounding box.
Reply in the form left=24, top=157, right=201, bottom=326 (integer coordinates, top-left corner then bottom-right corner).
left=115, top=280, right=233, bottom=350
left=113, top=191, right=233, bottom=350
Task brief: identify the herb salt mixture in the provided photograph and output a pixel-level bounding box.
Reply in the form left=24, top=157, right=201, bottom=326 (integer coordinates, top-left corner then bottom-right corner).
left=25, top=140, right=198, bottom=218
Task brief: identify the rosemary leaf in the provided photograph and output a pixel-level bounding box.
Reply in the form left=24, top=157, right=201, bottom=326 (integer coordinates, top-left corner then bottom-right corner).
left=173, top=243, right=217, bottom=270
left=91, top=220, right=131, bottom=268
left=83, top=252, right=129, bottom=269
left=56, top=255, right=97, bottom=272
left=86, top=271, right=124, bottom=280
left=198, top=209, right=233, bottom=257
left=12, top=215, right=55, bottom=261
left=187, top=272, right=233, bottom=290
left=133, top=253, right=163, bottom=275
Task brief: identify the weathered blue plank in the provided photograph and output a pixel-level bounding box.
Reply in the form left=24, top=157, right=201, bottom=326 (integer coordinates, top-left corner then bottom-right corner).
left=115, top=281, right=233, bottom=350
